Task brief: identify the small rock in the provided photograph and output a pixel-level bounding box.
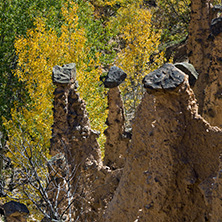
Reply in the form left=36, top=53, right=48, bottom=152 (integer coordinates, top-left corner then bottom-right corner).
left=1, top=201, right=29, bottom=222
left=104, top=66, right=127, bottom=88
left=174, top=62, right=198, bottom=86
left=145, top=201, right=154, bottom=209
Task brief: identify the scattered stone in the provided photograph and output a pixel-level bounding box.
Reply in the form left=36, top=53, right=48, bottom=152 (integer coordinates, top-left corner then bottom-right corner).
left=174, top=62, right=199, bottom=86
left=142, top=63, right=185, bottom=90
left=52, top=63, right=76, bottom=84
left=103, top=66, right=127, bottom=88
left=1, top=201, right=29, bottom=222
left=211, top=17, right=222, bottom=36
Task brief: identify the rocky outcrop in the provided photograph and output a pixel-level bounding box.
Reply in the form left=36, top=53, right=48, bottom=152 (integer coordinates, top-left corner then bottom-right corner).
left=174, top=62, right=199, bottom=87
left=103, top=64, right=222, bottom=221
left=50, top=62, right=222, bottom=221
left=51, top=63, right=102, bottom=167
left=103, top=87, right=128, bottom=169
left=103, top=66, right=127, bottom=89
left=51, top=63, right=102, bottom=164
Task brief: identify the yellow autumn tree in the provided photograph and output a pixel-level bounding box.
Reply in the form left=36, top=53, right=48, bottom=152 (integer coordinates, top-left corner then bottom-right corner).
left=4, top=1, right=106, bottom=154
left=111, top=1, right=165, bottom=122
left=88, top=0, right=165, bottom=123
left=2, top=2, right=106, bottom=220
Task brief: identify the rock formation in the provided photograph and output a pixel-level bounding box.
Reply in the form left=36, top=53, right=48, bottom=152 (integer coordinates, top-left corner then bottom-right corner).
left=103, top=64, right=222, bottom=221
left=1, top=1, right=222, bottom=221
left=50, top=63, right=103, bottom=220
left=174, top=62, right=199, bottom=87
left=103, top=66, right=127, bottom=89
left=51, top=62, right=102, bottom=168
left=51, top=63, right=102, bottom=164
left=103, top=66, right=129, bottom=169
left=187, top=0, right=215, bottom=113
left=103, top=87, right=129, bottom=169
left=50, top=62, right=222, bottom=221
left=50, top=63, right=126, bottom=221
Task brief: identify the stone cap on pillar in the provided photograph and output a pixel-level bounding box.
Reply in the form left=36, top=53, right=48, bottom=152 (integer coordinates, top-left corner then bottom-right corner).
left=103, top=66, right=127, bottom=88
left=142, top=63, right=185, bottom=91
left=52, top=63, right=76, bottom=84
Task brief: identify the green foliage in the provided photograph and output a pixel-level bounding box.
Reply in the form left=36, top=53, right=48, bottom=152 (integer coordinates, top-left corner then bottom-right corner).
left=109, top=1, right=165, bottom=122
left=75, top=0, right=119, bottom=65
left=153, top=0, right=191, bottom=44
left=0, top=0, right=65, bottom=136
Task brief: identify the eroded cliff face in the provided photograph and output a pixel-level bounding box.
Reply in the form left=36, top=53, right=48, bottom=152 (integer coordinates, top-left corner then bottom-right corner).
left=103, top=64, right=222, bottom=222
left=187, top=0, right=214, bottom=113
left=50, top=62, right=222, bottom=221
left=202, top=21, right=222, bottom=127
left=51, top=64, right=102, bottom=166
left=188, top=0, right=222, bottom=127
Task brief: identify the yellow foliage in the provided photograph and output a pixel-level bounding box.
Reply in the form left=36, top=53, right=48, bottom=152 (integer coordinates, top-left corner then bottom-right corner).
left=114, top=1, right=165, bottom=119
left=4, top=1, right=106, bottom=155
